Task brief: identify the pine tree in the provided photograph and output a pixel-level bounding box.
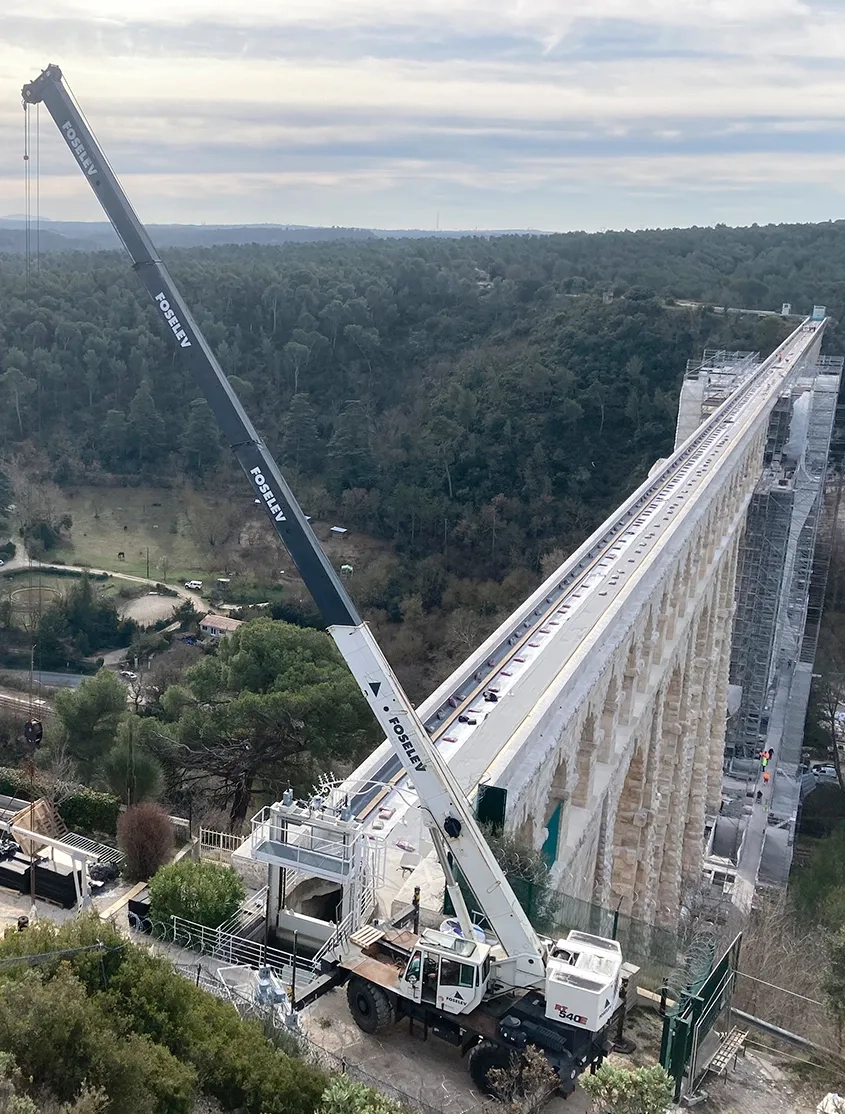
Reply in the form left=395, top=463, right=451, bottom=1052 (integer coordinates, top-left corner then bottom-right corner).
left=327, top=401, right=377, bottom=495
left=280, top=393, right=320, bottom=475
left=101, top=409, right=129, bottom=469
left=0, top=469, right=12, bottom=531
left=128, top=381, right=165, bottom=466
left=180, top=398, right=221, bottom=475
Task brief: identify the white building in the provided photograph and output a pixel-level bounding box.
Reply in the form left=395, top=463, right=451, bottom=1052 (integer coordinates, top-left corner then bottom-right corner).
left=199, top=613, right=244, bottom=639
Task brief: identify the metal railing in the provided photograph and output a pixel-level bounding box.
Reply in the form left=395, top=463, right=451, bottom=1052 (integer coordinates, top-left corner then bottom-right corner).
left=250, top=806, right=361, bottom=877
left=312, top=862, right=380, bottom=967
left=199, top=827, right=245, bottom=863
left=143, top=913, right=318, bottom=989
left=218, top=885, right=269, bottom=935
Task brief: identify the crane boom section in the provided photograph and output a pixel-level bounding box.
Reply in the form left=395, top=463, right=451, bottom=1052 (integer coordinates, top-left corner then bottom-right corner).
left=23, top=64, right=545, bottom=963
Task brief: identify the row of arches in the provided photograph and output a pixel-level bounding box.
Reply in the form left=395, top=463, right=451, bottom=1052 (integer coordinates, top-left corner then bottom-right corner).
left=506, top=427, right=766, bottom=928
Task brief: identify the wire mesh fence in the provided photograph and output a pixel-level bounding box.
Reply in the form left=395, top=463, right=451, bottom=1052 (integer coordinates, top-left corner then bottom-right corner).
left=172, top=960, right=486, bottom=1114
left=467, top=875, right=683, bottom=993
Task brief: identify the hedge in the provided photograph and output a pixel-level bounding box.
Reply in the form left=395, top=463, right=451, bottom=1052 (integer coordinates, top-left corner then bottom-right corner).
left=0, top=766, right=121, bottom=836
left=0, top=566, right=108, bottom=583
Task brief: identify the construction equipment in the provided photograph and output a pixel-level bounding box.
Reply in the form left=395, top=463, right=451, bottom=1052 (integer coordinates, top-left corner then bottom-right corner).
left=22, top=64, right=632, bottom=1096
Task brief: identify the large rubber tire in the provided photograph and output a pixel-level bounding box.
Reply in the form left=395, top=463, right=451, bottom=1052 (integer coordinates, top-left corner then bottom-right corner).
left=466, top=1039, right=517, bottom=1099
left=346, top=977, right=394, bottom=1034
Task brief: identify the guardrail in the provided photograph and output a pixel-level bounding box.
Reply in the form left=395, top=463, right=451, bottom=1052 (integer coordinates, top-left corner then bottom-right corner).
left=199, top=826, right=245, bottom=862
left=140, top=913, right=318, bottom=988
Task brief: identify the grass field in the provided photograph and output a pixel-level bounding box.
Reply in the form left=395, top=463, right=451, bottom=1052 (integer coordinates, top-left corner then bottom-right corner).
left=50, top=485, right=233, bottom=583
left=6, top=483, right=391, bottom=608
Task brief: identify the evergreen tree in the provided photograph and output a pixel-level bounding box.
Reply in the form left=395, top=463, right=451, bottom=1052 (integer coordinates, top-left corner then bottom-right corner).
left=327, top=401, right=377, bottom=495
left=280, top=392, right=320, bottom=474
left=180, top=398, right=221, bottom=475
left=0, top=469, right=12, bottom=531
left=128, top=381, right=165, bottom=466
left=101, top=409, right=129, bottom=469
left=1, top=366, right=35, bottom=437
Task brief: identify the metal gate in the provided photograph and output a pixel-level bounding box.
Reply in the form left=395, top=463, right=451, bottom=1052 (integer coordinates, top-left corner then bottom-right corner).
left=660, top=933, right=742, bottom=1100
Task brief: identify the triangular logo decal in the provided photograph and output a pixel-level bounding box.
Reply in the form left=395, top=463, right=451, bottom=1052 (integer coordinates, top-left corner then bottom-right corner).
left=369, top=682, right=381, bottom=696
left=604, top=998, right=610, bottom=1010
left=453, top=990, right=464, bottom=1001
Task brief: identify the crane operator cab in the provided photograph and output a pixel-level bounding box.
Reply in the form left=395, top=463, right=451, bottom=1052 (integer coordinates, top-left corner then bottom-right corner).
left=401, top=928, right=491, bottom=1015
left=545, top=931, right=622, bottom=1031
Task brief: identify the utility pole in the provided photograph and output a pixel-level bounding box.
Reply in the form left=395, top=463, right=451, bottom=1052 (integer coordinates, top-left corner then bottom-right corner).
left=146, top=547, right=150, bottom=579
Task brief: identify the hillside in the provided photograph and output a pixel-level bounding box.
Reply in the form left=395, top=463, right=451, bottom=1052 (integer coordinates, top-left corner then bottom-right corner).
left=1, top=221, right=838, bottom=693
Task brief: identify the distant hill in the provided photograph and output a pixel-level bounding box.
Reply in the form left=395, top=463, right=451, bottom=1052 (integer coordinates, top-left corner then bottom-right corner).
left=0, top=218, right=542, bottom=254
left=0, top=219, right=377, bottom=254
left=376, top=229, right=545, bottom=239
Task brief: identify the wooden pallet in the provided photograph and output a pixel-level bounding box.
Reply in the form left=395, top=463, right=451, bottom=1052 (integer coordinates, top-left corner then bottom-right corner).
left=350, top=924, right=385, bottom=949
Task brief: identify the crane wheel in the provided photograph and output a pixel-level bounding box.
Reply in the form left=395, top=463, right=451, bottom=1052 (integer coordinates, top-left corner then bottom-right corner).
left=346, top=977, right=394, bottom=1034
left=466, top=1039, right=517, bottom=1098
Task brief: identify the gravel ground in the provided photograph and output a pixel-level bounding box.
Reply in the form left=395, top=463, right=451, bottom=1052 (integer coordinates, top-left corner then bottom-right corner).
left=119, top=593, right=180, bottom=625
left=0, top=877, right=136, bottom=932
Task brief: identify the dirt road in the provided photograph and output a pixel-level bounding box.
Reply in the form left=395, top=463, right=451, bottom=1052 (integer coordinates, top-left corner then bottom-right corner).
left=1, top=554, right=206, bottom=611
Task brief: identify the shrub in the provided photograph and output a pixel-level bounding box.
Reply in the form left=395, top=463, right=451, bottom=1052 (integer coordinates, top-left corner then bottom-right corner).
left=0, top=966, right=195, bottom=1114
left=579, top=1063, right=673, bottom=1114
left=149, top=859, right=245, bottom=928
left=59, top=785, right=122, bottom=835
left=319, top=1077, right=404, bottom=1114
left=0, top=915, right=327, bottom=1114
left=118, top=803, right=175, bottom=881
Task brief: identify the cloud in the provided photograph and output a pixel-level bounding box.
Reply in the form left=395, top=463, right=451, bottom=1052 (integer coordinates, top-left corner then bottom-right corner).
left=2, top=1, right=844, bottom=230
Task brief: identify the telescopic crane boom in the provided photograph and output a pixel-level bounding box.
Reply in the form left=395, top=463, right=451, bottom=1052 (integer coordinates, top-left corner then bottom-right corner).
left=21, top=63, right=545, bottom=970
left=23, top=70, right=630, bottom=1097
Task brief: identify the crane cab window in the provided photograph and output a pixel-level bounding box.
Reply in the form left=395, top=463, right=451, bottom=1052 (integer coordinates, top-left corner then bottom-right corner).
left=439, top=959, right=476, bottom=988
left=404, top=952, right=422, bottom=982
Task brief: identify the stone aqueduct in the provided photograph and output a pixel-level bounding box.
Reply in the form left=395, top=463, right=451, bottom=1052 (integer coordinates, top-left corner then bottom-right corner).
left=481, top=404, right=778, bottom=926
left=244, top=323, right=828, bottom=938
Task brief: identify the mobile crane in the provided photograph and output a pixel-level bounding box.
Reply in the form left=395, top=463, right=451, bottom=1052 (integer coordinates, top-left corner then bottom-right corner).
left=22, top=65, right=632, bottom=1097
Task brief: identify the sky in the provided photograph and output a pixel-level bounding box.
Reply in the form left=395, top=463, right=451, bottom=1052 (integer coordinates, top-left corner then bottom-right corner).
left=0, top=0, right=844, bottom=232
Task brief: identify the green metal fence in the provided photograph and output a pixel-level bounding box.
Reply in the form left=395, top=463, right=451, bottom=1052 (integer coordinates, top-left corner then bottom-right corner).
left=659, top=934, right=742, bottom=1101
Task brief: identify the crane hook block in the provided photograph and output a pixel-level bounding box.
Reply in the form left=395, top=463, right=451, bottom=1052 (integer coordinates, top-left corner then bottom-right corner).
left=24, top=720, right=43, bottom=747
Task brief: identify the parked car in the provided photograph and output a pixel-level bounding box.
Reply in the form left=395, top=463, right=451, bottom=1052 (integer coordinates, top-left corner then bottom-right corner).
left=120, top=670, right=137, bottom=681
left=812, top=763, right=838, bottom=779
left=184, top=580, right=203, bottom=590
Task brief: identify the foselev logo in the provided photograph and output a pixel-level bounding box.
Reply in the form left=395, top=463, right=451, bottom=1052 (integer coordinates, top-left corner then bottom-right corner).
left=154, top=293, right=192, bottom=348
left=249, top=467, right=287, bottom=523
left=60, top=121, right=98, bottom=177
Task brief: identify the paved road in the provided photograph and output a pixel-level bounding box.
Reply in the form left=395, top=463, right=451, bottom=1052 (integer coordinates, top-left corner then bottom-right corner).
left=1, top=670, right=86, bottom=689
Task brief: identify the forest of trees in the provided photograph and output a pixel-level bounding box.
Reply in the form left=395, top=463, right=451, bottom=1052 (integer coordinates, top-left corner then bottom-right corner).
left=1, top=221, right=842, bottom=693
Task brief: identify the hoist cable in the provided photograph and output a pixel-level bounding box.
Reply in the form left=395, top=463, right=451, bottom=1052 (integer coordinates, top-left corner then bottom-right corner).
left=23, top=105, right=31, bottom=289
left=35, top=102, right=40, bottom=275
